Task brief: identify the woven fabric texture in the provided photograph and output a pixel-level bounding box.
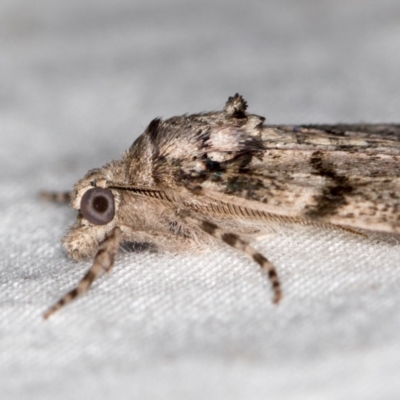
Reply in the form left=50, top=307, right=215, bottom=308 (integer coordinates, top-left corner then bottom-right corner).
left=1, top=1, right=400, bottom=399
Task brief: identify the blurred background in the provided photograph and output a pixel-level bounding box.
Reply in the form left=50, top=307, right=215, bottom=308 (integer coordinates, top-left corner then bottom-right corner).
left=3, top=0, right=400, bottom=186
left=2, top=0, right=400, bottom=399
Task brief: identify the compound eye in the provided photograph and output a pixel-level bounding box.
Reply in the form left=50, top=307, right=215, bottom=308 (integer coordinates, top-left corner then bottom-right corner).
left=80, top=187, right=115, bottom=225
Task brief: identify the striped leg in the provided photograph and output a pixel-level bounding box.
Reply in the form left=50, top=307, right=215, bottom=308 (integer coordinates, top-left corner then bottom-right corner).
left=43, top=227, right=122, bottom=319
left=200, top=221, right=282, bottom=304
left=39, top=191, right=71, bottom=203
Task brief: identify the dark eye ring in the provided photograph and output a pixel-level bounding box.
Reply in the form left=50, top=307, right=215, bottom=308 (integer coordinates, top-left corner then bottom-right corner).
left=80, top=187, right=115, bottom=225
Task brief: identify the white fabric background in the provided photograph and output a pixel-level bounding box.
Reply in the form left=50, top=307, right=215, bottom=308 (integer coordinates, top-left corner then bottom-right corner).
left=1, top=0, right=400, bottom=399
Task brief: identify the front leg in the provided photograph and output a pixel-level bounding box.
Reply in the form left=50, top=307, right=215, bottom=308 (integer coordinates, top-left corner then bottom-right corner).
left=43, top=227, right=122, bottom=319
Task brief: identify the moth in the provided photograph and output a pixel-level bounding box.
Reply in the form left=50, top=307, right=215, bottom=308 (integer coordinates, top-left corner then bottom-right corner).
left=42, top=94, right=400, bottom=318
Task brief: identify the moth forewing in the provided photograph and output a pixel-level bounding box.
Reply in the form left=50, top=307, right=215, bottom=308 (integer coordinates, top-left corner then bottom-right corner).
left=42, top=94, right=400, bottom=318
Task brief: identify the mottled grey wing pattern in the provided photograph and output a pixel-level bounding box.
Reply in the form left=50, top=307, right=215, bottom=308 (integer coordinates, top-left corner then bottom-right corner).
left=300, top=123, right=400, bottom=139
left=151, top=117, right=400, bottom=233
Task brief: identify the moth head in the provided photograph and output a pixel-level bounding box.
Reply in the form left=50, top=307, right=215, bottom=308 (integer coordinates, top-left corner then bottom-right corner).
left=63, top=170, right=122, bottom=261
left=70, top=169, right=121, bottom=228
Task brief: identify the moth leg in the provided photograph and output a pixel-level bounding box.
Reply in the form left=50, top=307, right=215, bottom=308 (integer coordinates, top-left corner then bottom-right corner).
left=39, top=191, right=71, bottom=204
left=199, top=220, right=282, bottom=304
left=43, top=227, right=122, bottom=319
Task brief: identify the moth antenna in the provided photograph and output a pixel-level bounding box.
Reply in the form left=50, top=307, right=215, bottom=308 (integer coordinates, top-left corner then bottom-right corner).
left=193, top=218, right=282, bottom=304
left=334, top=225, right=368, bottom=238
left=39, top=191, right=71, bottom=204
left=43, top=227, right=122, bottom=319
